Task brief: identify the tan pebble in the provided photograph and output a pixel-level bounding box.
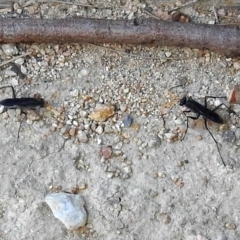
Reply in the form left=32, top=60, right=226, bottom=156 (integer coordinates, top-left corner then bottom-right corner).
left=131, top=122, right=140, bottom=131
left=120, top=104, right=127, bottom=112
left=141, top=99, right=148, bottom=103
left=157, top=172, right=166, bottom=178
left=233, top=62, right=240, bottom=71
left=177, top=161, right=185, bottom=167
left=219, top=124, right=229, bottom=131
left=225, top=222, right=236, bottom=230
left=228, top=85, right=240, bottom=103
left=196, top=135, right=203, bottom=141
left=51, top=109, right=61, bottom=117
left=100, top=146, right=113, bottom=159
left=28, top=112, right=41, bottom=121
left=13, top=2, right=20, bottom=10
left=123, top=132, right=131, bottom=139
left=27, top=4, right=38, bottom=15
left=79, top=183, right=87, bottom=190
left=58, top=123, right=64, bottom=129
left=69, top=128, right=76, bottom=136
left=62, top=133, right=70, bottom=139
left=89, top=104, right=115, bottom=122
left=2, top=112, right=9, bottom=119
left=174, top=179, right=184, bottom=188
left=45, top=105, right=52, bottom=111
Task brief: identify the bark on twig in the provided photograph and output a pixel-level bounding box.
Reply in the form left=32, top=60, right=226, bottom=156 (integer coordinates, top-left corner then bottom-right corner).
left=0, top=17, right=240, bottom=57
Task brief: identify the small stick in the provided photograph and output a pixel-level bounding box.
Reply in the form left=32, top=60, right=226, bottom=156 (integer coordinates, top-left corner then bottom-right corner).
left=0, top=18, right=240, bottom=57
left=0, top=52, right=31, bottom=67
left=212, top=6, right=219, bottom=24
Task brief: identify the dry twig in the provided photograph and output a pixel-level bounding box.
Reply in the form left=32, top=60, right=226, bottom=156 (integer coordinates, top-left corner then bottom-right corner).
left=0, top=18, right=240, bottom=57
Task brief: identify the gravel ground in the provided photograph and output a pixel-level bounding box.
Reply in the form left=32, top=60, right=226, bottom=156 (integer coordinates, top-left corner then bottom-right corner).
left=1, top=1, right=240, bottom=240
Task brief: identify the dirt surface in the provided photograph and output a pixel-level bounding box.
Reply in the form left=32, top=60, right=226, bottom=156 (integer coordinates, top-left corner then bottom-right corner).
left=1, top=1, right=240, bottom=240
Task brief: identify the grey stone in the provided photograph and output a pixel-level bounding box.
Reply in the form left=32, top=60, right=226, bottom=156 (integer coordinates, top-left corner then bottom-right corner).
left=45, top=192, right=87, bottom=230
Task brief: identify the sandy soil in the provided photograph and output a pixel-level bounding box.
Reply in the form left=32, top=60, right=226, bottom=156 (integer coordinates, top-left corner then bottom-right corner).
left=0, top=1, right=240, bottom=240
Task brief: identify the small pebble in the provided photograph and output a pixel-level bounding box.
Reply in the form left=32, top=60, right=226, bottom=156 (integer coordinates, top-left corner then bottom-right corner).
left=228, top=85, right=240, bottom=104
left=219, top=124, right=229, bottom=131
left=77, top=130, right=88, bottom=143
left=97, top=138, right=102, bottom=145
left=214, top=99, right=223, bottom=107
left=165, top=132, right=176, bottom=140
left=51, top=109, right=61, bottom=117
left=2, top=112, right=9, bottom=119
left=79, top=110, right=87, bottom=118
left=0, top=105, right=5, bottom=113
left=105, top=125, right=113, bottom=133
left=120, top=104, right=127, bottom=112
left=89, top=104, right=115, bottom=122
left=70, top=89, right=79, bottom=97
left=225, top=222, right=236, bottom=230
left=45, top=192, right=87, bottom=230
left=2, top=43, right=18, bottom=56
left=107, top=172, right=114, bottom=178
left=208, top=20, right=215, bottom=25
left=123, top=88, right=130, bottom=94
left=95, top=125, right=104, bottom=134
left=99, top=146, right=112, bottom=159
left=157, top=172, right=166, bottom=178
left=72, top=120, right=78, bottom=126
left=26, top=119, right=33, bottom=125
left=69, top=128, right=76, bottom=136
left=131, top=122, right=140, bottom=131
left=115, top=142, right=123, bottom=149
left=14, top=58, right=24, bottom=65
left=123, top=115, right=133, bottom=127
left=165, top=52, right=172, bottom=58
left=233, top=62, right=240, bottom=71
left=124, top=166, right=132, bottom=174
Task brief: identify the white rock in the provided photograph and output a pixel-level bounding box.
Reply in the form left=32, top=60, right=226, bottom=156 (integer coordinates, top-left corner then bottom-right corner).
left=208, top=20, right=215, bottom=25
left=0, top=105, right=4, bottom=113
left=2, top=43, right=18, bottom=56
left=14, top=58, right=24, bottom=65
left=78, top=130, right=88, bottom=143
left=120, top=103, right=127, bottom=112
left=95, top=125, right=103, bottom=134
left=165, top=52, right=172, bottom=58
left=70, top=89, right=79, bottom=97
left=45, top=193, right=87, bottom=230
left=165, top=133, right=175, bottom=139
